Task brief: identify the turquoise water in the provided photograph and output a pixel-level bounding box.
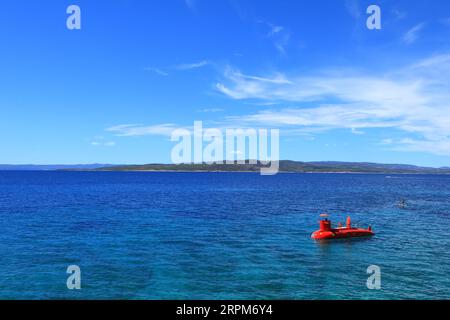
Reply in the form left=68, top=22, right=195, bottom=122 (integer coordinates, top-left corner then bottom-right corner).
left=0, top=171, right=449, bottom=299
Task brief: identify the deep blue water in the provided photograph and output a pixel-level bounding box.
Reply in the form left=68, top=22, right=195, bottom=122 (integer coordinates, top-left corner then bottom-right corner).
left=0, top=171, right=450, bottom=299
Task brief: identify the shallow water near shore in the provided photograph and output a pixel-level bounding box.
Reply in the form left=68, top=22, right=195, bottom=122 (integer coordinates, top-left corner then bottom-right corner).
left=0, top=171, right=449, bottom=299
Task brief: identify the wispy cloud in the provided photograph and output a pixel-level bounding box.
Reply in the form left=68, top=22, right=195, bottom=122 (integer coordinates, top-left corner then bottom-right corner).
left=216, top=53, right=450, bottom=156
left=216, top=66, right=292, bottom=99
left=175, top=60, right=209, bottom=70
left=90, top=136, right=116, bottom=147
left=403, top=23, right=426, bottom=44
left=267, top=23, right=284, bottom=36
left=91, top=141, right=116, bottom=147
left=197, top=108, right=225, bottom=113
left=258, top=21, right=291, bottom=55
left=409, top=53, right=450, bottom=69
left=380, top=138, right=394, bottom=145
left=351, top=127, right=365, bottom=135
left=144, top=61, right=210, bottom=75
left=144, top=67, right=168, bottom=76
left=273, top=33, right=290, bottom=55
left=106, top=124, right=177, bottom=137
left=391, top=8, right=407, bottom=20
left=108, top=53, right=450, bottom=157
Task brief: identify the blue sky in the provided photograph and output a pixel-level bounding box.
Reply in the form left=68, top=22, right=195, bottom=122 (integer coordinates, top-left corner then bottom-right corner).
left=1, top=0, right=450, bottom=166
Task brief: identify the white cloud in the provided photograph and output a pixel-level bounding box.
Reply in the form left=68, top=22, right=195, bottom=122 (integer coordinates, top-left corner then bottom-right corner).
left=391, top=138, right=450, bottom=156
left=391, top=8, right=407, bottom=20
left=175, top=60, right=209, bottom=70
left=273, top=32, right=290, bottom=55
left=267, top=23, right=284, bottom=36
left=410, top=53, right=450, bottom=69
left=106, top=124, right=177, bottom=137
left=90, top=135, right=116, bottom=147
left=216, top=54, right=450, bottom=156
left=91, top=141, right=116, bottom=147
left=351, top=128, right=365, bottom=135
left=216, top=66, right=293, bottom=99
left=258, top=21, right=291, bottom=55
left=107, top=54, right=450, bottom=157
left=144, top=67, right=168, bottom=76
left=217, top=66, right=425, bottom=104
left=197, top=108, right=224, bottom=113
left=403, top=23, right=426, bottom=44
left=380, top=138, right=394, bottom=145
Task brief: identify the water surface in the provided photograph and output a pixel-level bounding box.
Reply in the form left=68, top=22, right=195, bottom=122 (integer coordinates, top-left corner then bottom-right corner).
left=0, top=171, right=449, bottom=299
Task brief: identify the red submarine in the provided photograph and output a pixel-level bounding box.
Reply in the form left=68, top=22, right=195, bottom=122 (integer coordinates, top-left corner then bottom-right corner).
left=311, top=214, right=374, bottom=240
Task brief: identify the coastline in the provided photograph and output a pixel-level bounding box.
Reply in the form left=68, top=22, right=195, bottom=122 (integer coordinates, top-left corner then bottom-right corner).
left=2, top=160, right=450, bottom=174
left=50, top=169, right=450, bottom=175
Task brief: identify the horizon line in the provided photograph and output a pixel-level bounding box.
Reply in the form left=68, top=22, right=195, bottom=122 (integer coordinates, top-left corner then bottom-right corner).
left=0, top=160, right=448, bottom=169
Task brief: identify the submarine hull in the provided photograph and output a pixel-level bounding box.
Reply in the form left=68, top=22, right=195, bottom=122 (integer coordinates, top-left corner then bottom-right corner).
left=311, top=228, right=374, bottom=240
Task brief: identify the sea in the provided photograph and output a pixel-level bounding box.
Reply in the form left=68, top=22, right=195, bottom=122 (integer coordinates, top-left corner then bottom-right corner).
left=0, top=171, right=449, bottom=299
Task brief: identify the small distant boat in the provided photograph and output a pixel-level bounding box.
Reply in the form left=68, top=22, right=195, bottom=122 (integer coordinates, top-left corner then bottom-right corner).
left=311, top=215, right=374, bottom=240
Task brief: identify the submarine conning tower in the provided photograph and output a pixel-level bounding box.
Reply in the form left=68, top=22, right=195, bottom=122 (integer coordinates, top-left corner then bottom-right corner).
left=319, top=219, right=331, bottom=231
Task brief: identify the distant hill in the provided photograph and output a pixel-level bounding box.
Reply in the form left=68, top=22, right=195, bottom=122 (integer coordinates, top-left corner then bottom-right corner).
left=0, top=164, right=115, bottom=171
left=92, top=160, right=450, bottom=174
left=2, top=161, right=449, bottom=173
